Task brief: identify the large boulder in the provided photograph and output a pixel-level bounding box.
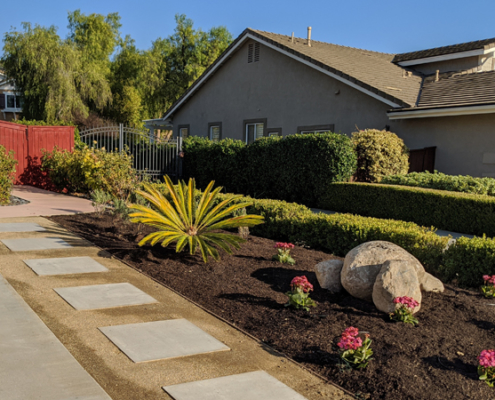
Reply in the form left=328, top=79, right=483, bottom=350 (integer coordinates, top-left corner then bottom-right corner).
left=341, top=241, right=425, bottom=300
left=372, top=260, right=422, bottom=313
left=315, top=260, right=344, bottom=293
left=421, top=272, right=445, bottom=293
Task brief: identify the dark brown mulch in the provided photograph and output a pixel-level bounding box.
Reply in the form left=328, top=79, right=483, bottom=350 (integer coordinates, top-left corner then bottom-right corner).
left=50, top=213, right=495, bottom=400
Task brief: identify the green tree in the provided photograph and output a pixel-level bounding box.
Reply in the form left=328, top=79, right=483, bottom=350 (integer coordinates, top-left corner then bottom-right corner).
left=1, top=23, right=111, bottom=122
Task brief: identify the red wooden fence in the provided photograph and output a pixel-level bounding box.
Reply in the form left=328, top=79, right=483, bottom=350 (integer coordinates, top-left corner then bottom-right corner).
left=0, top=121, right=74, bottom=187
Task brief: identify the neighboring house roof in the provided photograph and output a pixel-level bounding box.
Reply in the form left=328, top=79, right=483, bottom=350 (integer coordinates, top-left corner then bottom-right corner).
left=416, top=70, right=495, bottom=109
left=393, top=37, right=495, bottom=63
left=158, top=28, right=423, bottom=122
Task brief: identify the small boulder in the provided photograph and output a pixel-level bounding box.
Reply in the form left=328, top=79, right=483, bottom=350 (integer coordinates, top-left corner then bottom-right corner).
left=372, top=260, right=422, bottom=314
left=341, top=241, right=425, bottom=300
left=315, top=259, right=344, bottom=293
left=421, top=272, right=445, bottom=293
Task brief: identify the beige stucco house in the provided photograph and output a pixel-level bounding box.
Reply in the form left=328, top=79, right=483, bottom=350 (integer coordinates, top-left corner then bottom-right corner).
left=145, top=29, right=495, bottom=177
left=0, top=69, right=23, bottom=122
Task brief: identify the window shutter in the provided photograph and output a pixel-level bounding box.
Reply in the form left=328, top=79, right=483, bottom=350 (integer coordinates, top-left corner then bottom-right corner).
left=248, top=44, right=254, bottom=63
left=0, top=94, right=5, bottom=110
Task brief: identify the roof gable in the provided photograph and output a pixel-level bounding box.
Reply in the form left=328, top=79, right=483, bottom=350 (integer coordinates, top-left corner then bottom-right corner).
left=160, top=29, right=422, bottom=121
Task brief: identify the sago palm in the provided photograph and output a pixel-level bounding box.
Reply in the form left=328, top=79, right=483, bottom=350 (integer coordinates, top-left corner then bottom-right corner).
left=129, top=176, right=264, bottom=262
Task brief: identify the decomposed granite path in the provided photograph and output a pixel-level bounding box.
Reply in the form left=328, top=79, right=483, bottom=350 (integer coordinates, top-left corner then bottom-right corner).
left=0, top=216, right=353, bottom=400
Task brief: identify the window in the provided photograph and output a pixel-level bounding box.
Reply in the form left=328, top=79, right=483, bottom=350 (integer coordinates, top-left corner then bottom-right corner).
left=244, top=119, right=267, bottom=144
left=266, top=128, right=282, bottom=137
left=4, top=94, right=22, bottom=110
left=297, top=124, right=334, bottom=134
left=208, top=122, right=222, bottom=142
left=178, top=125, right=190, bottom=139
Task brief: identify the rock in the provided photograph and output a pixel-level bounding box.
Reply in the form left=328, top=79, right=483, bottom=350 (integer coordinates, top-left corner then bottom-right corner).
left=315, top=260, right=344, bottom=293
left=372, top=260, right=422, bottom=314
left=341, top=241, right=425, bottom=300
left=421, top=272, right=445, bottom=293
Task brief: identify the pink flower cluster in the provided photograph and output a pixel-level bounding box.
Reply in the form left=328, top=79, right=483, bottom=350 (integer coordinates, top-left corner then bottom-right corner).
left=290, top=276, right=313, bottom=293
left=393, top=296, right=419, bottom=310
left=483, top=275, right=495, bottom=285
left=274, top=242, right=295, bottom=250
left=479, top=349, right=495, bottom=368
left=338, top=327, right=363, bottom=350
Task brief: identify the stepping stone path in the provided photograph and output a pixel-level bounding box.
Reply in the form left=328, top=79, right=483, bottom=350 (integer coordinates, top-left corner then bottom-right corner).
left=54, top=282, right=158, bottom=310
left=0, top=222, right=312, bottom=400
left=99, top=319, right=230, bottom=363
left=23, top=256, right=108, bottom=276
left=1, top=237, right=72, bottom=251
left=0, top=273, right=111, bottom=400
left=163, top=371, right=308, bottom=400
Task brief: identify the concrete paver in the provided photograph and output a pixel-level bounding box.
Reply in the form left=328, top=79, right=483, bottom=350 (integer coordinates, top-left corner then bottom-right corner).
left=23, top=256, right=109, bottom=276
left=0, top=222, right=46, bottom=232
left=0, top=273, right=111, bottom=400
left=1, top=237, right=73, bottom=251
left=163, top=371, right=308, bottom=400
left=54, top=282, right=158, bottom=310
left=99, top=319, right=230, bottom=363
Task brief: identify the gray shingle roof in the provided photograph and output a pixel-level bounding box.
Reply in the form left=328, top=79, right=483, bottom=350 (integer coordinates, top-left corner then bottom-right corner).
left=393, top=38, right=495, bottom=63
left=250, top=30, right=422, bottom=107
left=415, top=70, right=495, bottom=109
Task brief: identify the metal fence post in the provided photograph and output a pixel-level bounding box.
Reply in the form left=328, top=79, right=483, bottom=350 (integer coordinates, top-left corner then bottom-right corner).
left=119, top=123, right=123, bottom=153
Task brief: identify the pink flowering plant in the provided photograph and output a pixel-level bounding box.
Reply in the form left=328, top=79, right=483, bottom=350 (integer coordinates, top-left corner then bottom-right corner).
left=481, top=275, right=495, bottom=298
left=273, top=242, right=295, bottom=265
left=337, top=327, right=373, bottom=369
left=478, top=349, right=495, bottom=387
left=389, top=296, right=419, bottom=326
left=285, top=276, right=316, bottom=311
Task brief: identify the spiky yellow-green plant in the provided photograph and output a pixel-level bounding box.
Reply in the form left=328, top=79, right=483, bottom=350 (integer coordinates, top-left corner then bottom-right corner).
left=129, top=176, right=264, bottom=262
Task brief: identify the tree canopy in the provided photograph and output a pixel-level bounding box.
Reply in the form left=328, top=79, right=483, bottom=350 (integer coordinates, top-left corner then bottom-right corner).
left=1, top=12, right=232, bottom=127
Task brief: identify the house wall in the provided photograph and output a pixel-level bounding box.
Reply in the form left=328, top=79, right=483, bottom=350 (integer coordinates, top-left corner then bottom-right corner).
left=171, top=39, right=495, bottom=178
left=172, top=40, right=391, bottom=140
left=392, top=113, right=495, bottom=177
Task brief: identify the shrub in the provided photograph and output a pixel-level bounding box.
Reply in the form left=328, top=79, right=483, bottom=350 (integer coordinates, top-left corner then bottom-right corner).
left=441, top=236, right=495, bottom=287
left=352, top=129, right=409, bottom=182
left=320, top=182, right=495, bottom=237
left=210, top=192, right=448, bottom=271
left=41, top=145, right=139, bottom=198
left=0, top=145, right=18, bottom=205
left=382, top=171, right=495, bottom=197
left=129, top=177, right=264, bottom=262
left=182, top=132, right=357, bottom=207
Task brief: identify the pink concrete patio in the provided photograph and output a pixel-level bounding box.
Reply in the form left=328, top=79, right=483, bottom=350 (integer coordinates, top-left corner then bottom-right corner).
left=0, top=186, right=94, bottom=218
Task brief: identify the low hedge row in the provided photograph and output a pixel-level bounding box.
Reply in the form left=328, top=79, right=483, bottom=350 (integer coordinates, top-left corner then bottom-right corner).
left=382, top=171, right=495, bottom=197
left=151, top=182, right=495, bottom=287
left=0, top=145, right=18, bottom=204
left=319, top=182, right=495, bottom=237
left=213, top=192, right=448, bottom=272
left=182, top=133, right=357, bottom=207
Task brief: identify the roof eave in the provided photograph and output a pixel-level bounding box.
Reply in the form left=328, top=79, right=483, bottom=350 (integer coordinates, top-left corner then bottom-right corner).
left=387, top=103, right=495, bottom=119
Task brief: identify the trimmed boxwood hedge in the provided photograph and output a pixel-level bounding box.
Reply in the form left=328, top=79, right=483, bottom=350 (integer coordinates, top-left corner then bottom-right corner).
left=152, top=181, right=495, bottom=288
left=182, top=133, right=357, bottom=207
left=319, top=182, right=495, bottom=237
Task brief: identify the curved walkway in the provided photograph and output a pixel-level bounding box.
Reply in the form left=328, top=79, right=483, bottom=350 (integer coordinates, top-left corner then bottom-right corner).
left=0, top=186, right=94, bottom=218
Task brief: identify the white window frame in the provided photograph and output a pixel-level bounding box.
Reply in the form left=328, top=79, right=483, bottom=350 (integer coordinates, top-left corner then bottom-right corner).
left=208, top=122, right=222, bottom=142
left=2, top=93, right=23, bottom=112
left=245, top=123, right=264, bottom=144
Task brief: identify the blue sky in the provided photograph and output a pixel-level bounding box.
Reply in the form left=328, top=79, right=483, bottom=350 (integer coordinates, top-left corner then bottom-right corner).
left=1, top=0, right=494, bottom=56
